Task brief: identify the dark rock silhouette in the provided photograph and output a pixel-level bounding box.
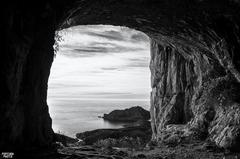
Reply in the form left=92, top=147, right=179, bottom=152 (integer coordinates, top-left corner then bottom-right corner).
left=54, top=133, right=78, bottom=146
left=1, top=0, right=240, bottom=154
left=76, top=121, right=151, bottom=145
left=103, top=106, right=150, bottom=122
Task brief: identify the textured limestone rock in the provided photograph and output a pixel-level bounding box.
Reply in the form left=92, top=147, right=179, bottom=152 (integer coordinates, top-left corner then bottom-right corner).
left=150, top=39, right=240, bottom=150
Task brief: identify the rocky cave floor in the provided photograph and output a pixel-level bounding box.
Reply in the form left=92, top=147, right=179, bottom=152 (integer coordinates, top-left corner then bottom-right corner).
left=18, top=106, right=240, bottom=159
left=20, top=140, right=240, bottom=159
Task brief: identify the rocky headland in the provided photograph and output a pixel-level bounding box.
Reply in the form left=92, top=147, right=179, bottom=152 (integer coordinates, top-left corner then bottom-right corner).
left=102, top=106, right=150, bottom=122
left=77, top=106, right=152, bottom=145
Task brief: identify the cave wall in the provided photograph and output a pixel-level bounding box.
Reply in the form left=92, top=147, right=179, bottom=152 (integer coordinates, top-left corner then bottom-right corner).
left=150, top=41, right=197, bottom=138
left=1, top=0, right=240, bottom=152
left=1, top=2, right=56, bottom=151
left=150, top=37, right=240, bottom=150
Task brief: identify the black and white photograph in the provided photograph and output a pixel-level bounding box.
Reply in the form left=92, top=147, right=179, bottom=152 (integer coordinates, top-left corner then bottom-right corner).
left=1, top=0, right=240, bottom=158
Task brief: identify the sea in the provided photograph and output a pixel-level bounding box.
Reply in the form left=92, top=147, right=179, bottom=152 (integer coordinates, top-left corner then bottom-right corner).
left=48, top=99, right=150, bottom=137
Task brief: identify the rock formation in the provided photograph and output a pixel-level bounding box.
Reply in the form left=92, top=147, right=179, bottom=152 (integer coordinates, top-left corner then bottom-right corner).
left=1, top=0, right=240, bottom=152
left=76, top=120, right=151, bottom=145
left=150, top=39, right=240, bottom=151
left=103, top=106, right=150, bottom=122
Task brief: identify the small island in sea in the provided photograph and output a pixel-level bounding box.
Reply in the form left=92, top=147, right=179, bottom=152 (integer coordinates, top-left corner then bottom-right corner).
left=102, top=106, right=150, bottom=122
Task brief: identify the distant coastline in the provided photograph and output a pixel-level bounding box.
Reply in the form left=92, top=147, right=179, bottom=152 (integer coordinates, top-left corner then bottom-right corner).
left=49, top=99, right=149, bottom=137
left=55, top=106, right=151, bottom=149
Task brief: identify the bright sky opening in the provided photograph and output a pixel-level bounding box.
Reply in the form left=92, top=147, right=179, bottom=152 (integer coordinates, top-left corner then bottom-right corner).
left=48, top=25, right=151, bottom=102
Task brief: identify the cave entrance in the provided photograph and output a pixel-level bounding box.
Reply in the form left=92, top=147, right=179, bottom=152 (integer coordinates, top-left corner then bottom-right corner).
left=47, top=25, right=151, bottom=137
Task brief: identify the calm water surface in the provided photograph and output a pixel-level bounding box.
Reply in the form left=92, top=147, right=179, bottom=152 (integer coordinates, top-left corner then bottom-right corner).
left=48, top=99, right=149, bottom=137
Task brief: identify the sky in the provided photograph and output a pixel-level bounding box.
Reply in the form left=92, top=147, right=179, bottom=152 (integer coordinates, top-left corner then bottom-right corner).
left=48, top=25, right=151, bottom=102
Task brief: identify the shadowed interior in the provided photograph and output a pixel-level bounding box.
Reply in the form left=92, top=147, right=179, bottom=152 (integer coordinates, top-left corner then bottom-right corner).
left=1, top=0, right=240, bottom=152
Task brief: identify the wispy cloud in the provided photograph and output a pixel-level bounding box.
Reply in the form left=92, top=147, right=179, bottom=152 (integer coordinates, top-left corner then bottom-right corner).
left=86, top=31, right=125, bottom=41
left=57, top=25, right=149, bottom=57
left=101, top=67, right=119, bottom=71
left=61, top=43, right=143, bottom=55
left=50, top=25, right=151, bottom=101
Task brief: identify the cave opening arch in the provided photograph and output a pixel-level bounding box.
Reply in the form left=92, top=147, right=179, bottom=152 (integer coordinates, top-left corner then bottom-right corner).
left=48, top=24, right=152, bottom=137
left=2, top=0, right=240, bottom=152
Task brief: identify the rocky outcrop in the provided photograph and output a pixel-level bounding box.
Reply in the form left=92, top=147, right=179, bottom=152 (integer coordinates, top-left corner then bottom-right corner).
left=1, top=0, right=240, bottom=152
left=150, top=39, right=240, bottom=151
left=103, top=106, right=150, bottom=122
left=76, top=121, right=151, bottom=145
left=55, top=133, right=79, bottom=146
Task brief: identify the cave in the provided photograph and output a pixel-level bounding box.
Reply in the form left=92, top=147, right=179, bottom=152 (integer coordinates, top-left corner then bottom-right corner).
left=1, top=0, right=240, bottom=154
